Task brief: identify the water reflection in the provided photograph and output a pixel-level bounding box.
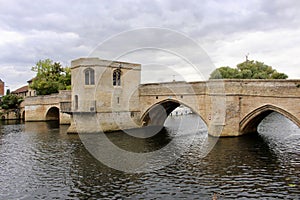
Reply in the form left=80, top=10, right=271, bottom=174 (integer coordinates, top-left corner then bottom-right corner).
left=0, top=113, right=299, bottom=199
left=105, top=127, right=173, bottom=153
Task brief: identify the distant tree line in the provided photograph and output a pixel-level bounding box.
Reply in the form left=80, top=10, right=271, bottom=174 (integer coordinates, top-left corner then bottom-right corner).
left=210, top=60, right=288, bottom=79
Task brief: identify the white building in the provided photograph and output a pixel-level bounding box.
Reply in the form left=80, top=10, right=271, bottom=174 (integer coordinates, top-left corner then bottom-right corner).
left=170, top=105, right=193, bottom=116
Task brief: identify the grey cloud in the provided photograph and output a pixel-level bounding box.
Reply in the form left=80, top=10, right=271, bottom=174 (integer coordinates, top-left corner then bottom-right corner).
left=0, top=0, right=300, bottom=90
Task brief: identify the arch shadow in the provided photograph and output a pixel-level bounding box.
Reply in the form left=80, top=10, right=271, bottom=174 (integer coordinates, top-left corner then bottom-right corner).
left=46, top=107, right=60, bottom=121
left=240, top=104, right=300, bottom=134
left=141, top=99, right=207, bottom=127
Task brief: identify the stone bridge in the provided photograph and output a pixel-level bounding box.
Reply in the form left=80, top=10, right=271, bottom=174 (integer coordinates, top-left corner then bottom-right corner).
left=139, top=80, right=300, bottom=136
left=24, top=90, right=71, bottom=124
left=66, top=58, right=300, bottom=137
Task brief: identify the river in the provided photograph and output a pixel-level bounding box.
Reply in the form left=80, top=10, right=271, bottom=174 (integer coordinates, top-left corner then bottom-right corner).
left=0, top=112, right=299, bottom=199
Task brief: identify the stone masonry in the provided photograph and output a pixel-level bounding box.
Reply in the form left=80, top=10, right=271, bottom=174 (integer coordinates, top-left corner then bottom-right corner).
left=67, top=57, right=300, bottom=137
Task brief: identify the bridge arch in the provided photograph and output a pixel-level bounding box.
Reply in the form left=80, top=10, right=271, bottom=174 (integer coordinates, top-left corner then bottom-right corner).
left=45, top=106, right=60, bottom=121
left=240, top=104, right=300, bottom=134
left=141, top=99, right=207, bottom=127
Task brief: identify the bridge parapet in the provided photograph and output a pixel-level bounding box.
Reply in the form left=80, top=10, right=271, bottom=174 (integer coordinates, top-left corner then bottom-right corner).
left=221, top=79, right=300, bottom=97
left=139, top=81, right=208, bottom=96
left=24, top=90, right=71, bottom=105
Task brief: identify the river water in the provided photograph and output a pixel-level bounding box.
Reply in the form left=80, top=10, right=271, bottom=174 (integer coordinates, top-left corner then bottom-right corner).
left=0, top=112, right=299, bottom=199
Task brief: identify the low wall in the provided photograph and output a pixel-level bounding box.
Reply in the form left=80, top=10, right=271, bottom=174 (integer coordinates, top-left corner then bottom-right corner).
left=24, top=90, right=71, bottom=124
left=0, top=109, right=22, bottom=120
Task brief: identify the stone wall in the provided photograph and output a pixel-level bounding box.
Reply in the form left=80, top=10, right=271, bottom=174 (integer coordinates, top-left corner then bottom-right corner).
left=0, top=109, right=20, bottom=120
left=139, top=79, right=300, bottom=137
left=68, top=58, right=300, bottom=137
left=139, top=81, right=210, bottom=123
left=24, top=90, right=71, bottom=124
left=70, top=58, right=141, bottom=132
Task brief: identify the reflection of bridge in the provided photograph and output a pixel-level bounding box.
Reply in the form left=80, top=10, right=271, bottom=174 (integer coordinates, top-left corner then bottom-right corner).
left=62, top=58, right=300, bottom=137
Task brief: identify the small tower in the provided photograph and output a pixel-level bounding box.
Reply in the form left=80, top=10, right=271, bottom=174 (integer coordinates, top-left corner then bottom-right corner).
left=69, top=57, right=142, bottom=133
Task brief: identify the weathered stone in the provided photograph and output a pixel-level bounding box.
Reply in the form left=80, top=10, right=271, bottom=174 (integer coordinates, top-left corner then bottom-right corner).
left=24, top=90, right=71, bottom=124
left=69, top=58, right=300, bottom=137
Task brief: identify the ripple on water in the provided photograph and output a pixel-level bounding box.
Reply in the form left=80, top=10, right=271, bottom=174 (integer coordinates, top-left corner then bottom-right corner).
left=0, top=114, right=299, bottom=199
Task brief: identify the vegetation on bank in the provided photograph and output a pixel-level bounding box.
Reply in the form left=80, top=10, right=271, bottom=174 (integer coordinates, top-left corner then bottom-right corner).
left=0, top=92, right=24, bottom=119
left=210, top=60, right=288, bottom=79
left=0, top=93, right=23, bottom=110
left=30, top=59, right=71, bottom=95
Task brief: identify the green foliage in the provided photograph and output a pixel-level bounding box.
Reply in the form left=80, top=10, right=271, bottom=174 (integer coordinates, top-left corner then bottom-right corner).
left=0, top=94, right=23, bottom=110
left=209, top=66, right=241, bottom=79
left=210, top=60, right=288, bottom=79
left=30, top=59, right=71, bottom=95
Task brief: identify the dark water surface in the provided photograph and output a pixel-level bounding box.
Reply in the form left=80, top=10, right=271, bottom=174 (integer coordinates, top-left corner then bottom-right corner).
left=0, top=113, right=299, bottom=199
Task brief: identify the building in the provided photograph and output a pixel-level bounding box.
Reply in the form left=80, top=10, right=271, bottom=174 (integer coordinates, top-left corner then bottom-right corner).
left=27, top=78, right=37, bottom=97
left=11, top=85, right=29, bottom=98
left=11, top=79, right=37, bottom=98
left=170, top=105, right=193, bottom=116
left=0, top=79, right=4, bottom=97
left=70, top=57, right=141, bottom=133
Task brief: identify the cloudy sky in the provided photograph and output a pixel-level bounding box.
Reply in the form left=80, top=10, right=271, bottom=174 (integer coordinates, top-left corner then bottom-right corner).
left=1, top=0, right=300, bottom=91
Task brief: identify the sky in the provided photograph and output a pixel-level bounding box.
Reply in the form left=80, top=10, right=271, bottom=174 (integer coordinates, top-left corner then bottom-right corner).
left=0, top=0, right=300, bottom=91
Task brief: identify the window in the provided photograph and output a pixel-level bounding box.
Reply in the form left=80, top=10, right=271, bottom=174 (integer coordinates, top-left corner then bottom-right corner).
left=131, top=112, right=135, bottom=118
left=74, top=95, right=78, bottom=110
left=113, top=69, right=121, bottom=86
left=84, top=68, right=95, bottom=85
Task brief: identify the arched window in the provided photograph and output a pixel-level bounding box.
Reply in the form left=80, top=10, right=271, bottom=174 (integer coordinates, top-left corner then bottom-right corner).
left=113, top=69, right=121, bottom=86
left=74, top=95, right=78, bottom=110
left=84, top=68, right=95, bottom=85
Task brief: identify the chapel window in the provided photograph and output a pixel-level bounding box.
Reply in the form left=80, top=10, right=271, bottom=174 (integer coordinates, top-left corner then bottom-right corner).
left=84, top=68, right=95, bottom=85
left=113, top=68, right=121, bottom=86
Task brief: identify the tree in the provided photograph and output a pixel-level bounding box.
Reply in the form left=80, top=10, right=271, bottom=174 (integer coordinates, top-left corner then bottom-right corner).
left=0, top=94, right=23, bottom=110
left=209, top=66, right=241, bottom=79
left=30, top=59, right=71, bottom=95
left=209, top=60, right=288, bottom=79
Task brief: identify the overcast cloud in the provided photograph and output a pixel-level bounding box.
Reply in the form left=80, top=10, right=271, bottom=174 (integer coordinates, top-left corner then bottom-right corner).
left=0, top=0, right=300, bottom=90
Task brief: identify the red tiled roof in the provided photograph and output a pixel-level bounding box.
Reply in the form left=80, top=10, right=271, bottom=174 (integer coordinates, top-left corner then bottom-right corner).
left=12, top=85, right=28, bottom=94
